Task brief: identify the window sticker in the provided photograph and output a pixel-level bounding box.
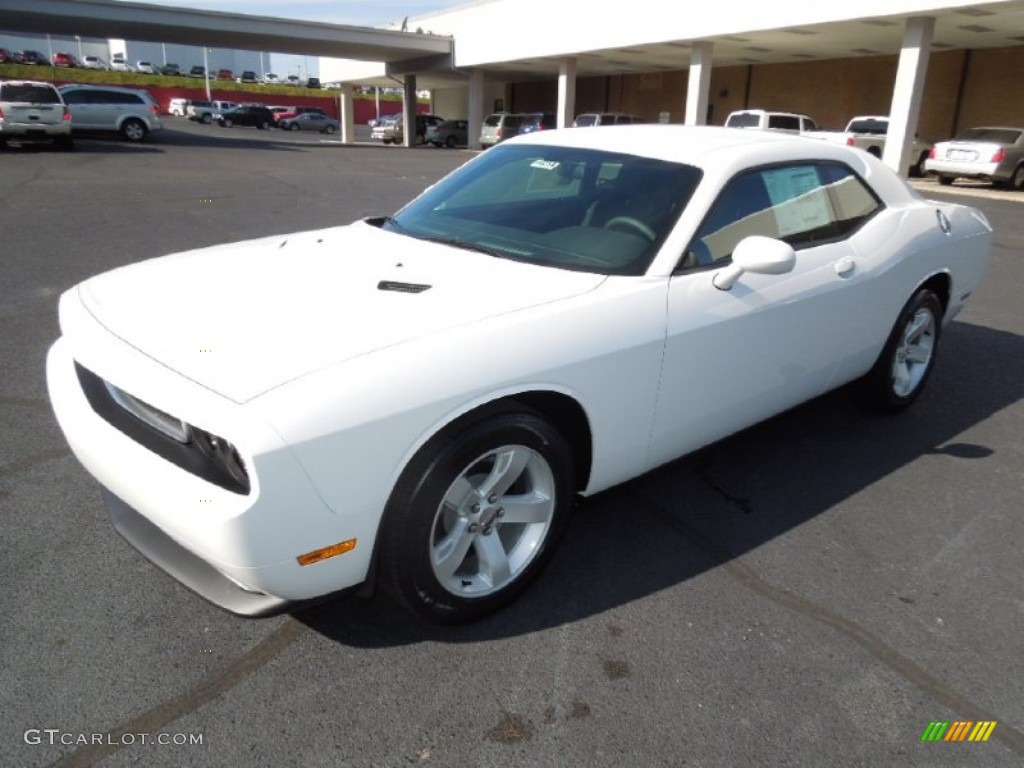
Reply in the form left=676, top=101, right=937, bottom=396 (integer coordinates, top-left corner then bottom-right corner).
left=762, top=166, right=831, bottom=237
left=530, top=159, right=560, bottom=170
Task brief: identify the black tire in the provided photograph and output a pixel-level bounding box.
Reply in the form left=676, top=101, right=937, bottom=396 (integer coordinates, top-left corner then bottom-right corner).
left=1009, top=164, right=1024, bottom=191
left=222, top=118, right=232, bottom=128
left=445, top=136, right=457, bottom=148
left=379, top=410, right=575, bottom=624
left=257, top=121, right=269, bottom=130
left=121, top=119, right=147, bottom=142
left=54, top=135, right=74, bottom=152
left=867, top=146, right=882, bottom=159
left=289, top=123, right=300, bottom=132
left=323, top=124, right=335, bottom=135
left=201, top=114, right=212, bottom=125
left=855, top=288, right=943, bottom=412
left=937, top=175, right=954, bottom=186
left=910, top=151, right=928, bottom=178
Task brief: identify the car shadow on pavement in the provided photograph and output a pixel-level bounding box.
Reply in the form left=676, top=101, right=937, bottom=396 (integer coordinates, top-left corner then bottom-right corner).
left=296, top=320, right=1024, bottom=645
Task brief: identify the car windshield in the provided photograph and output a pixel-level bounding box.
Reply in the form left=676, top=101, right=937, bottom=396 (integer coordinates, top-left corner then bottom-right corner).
left=956, top=127, right=1021, bottom=144
left=384, top=144, right=702, bottom=276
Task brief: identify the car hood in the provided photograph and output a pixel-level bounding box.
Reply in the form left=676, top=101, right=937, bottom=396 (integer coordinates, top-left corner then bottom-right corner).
left=77, top=221, right=606, bottom=402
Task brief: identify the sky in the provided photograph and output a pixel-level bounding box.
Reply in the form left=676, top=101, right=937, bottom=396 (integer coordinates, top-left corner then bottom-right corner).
left=125, top=0, right=469, bottom=28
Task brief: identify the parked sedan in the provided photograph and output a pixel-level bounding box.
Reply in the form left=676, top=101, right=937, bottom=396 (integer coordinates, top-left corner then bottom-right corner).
left=52, top=52, right=80, bottom=68
left=925, top=126, right=1024, bottom=189
left=216, top=105, right=275, bottom=130
left=15, top=50, right=48, bottom=65
left=278, top=112, right=339, bottom=134
left=428, top=119, right=468, bottom=148
left=47, top=127, right=991, bottom=624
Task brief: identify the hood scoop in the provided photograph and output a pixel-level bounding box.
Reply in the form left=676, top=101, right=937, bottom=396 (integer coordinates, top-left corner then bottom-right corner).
left=377, top=280, right=432, bottom=294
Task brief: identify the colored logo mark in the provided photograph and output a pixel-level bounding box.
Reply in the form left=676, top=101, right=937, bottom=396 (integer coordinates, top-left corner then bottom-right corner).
left=921, top=721, right=997, bottom=742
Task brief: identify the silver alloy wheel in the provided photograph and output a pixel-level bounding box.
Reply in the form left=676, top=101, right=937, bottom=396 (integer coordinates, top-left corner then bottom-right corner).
left=891, top=306, right=936, bottom=397
left=429, top=443, right=555, bottom=598
left=123, top=120, right=146, bottom=141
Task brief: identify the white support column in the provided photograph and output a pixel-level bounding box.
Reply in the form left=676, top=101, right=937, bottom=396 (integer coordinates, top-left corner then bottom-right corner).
left=468, top=68, right=485, bottom=150
left=883, top=17, right=934, bottom=176
left=557, top=57, right=577, bottom=129
left=685, top=42, right=713, bottom=126
left=402, top=75, right=417, bottom=148
left=338, top=84, right=354, bottom=145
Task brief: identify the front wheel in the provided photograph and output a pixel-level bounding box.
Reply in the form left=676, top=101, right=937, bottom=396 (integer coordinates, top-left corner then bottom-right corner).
left=121, top=118, right=147, bottom=142
left=323, top=124, right=335, bottom=135
left=289, top=123, right=300, bottom=131
left=379, top=410, right=575, bottom=623
left=855, top=288, right=942, bottom=411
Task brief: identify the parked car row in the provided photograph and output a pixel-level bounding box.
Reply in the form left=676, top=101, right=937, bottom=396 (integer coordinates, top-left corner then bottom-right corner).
left=170, top=98, right=339, bottom=133
left=724, top=107, right=1024, bottom=188
left=0, top=79, right=162, bottom=148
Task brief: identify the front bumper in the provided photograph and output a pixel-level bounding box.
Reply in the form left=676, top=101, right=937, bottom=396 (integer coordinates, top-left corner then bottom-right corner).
left=46, top=313, right=373, bottom=610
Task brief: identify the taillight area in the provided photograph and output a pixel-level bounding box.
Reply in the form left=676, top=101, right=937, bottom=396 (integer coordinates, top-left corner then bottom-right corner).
left=63, top=106, right=71, bottom=122
left=846, top=136, right=856, bottom=146
left=496, top=127, right=503, bottom=139
left=928, top=146, right=937, bottom=159
left=150, top=105, right=159, bottom=116
left=0, top=106, right=5, bottom=120
left=990, top=147, right=1006, bottom=163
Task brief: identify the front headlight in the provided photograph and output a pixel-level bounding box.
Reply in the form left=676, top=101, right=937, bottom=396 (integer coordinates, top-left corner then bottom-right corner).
left=76, top=363, right=251, bottom=495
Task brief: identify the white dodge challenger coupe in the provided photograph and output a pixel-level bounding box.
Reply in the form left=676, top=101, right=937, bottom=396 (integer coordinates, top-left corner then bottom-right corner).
left=47, top=126, right=992, bottom=623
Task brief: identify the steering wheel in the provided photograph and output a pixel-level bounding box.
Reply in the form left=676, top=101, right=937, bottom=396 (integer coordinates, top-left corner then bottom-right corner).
left=604, top=216, right=656, bottom=242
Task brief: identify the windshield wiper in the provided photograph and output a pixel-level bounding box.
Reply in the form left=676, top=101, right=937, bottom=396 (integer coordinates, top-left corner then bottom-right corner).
left=411, top=234, right=518, bottom=260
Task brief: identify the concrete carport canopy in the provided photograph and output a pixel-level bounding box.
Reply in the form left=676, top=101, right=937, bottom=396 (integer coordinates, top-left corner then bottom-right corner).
left=0, top=0, right=453, bottom=145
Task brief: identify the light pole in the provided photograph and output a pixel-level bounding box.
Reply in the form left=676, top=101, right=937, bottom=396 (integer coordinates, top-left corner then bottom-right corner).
left=75, top=35, right=83, bottom=62
left=203, top=46, right=211, bottom=101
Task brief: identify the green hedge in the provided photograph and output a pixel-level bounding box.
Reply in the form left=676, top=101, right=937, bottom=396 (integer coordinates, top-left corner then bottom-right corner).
left=0, top=63, right=409, bottom=100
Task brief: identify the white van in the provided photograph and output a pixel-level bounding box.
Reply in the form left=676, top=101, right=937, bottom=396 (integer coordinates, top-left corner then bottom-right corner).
left=725, top=109, right=818, bottom=133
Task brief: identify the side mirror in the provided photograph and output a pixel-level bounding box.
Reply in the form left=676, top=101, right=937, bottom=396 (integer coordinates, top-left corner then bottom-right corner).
left=713, top=236, right=796, bottom=291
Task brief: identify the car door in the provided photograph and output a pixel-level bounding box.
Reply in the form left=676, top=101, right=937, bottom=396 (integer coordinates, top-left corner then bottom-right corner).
left=649, top=162, right=883, bottom=465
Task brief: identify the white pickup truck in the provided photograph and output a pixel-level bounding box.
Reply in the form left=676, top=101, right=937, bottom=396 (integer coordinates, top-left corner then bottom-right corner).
left=805, top=116, right=932, bottom=176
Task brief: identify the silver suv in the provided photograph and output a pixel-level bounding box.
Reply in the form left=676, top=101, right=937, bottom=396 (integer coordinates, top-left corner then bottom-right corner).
left=0, top=80, right=74, bottom=150
left=58, top=84, right=163, bottom=142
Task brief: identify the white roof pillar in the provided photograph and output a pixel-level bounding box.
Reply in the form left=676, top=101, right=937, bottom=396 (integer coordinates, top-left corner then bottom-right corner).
left=883, top=16, right=934, bottom=176
left=338, top=84, right=354, bottom=145
left=468, top=68, right=485, bottom=150
left=402, top=74, right=417, bottom=147
left=685, top=42, right=713, bottom=126
left=557, top=57, right=577, bottom=129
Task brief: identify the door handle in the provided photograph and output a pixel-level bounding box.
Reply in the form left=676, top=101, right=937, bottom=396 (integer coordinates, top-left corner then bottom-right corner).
left=834, top=257, right=856, bottom=278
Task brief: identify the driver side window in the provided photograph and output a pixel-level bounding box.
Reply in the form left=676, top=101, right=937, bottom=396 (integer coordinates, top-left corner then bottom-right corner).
left=680, top=162, right=881, bottom=271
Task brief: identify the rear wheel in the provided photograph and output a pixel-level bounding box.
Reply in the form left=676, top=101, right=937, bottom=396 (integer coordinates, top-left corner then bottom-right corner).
left=856, top=288, right=942, bottom=411
left=445, top=135, right=457, bottom=148
left=121, top=119, right=147, bottom=142
left=201, top=113, right=212, bottom=125
left=1009, top=164, right=1024, bottom=190
left=379, top=410, right=575, bottom=623
left=937, top=175, right=954, bottom=186
left=910, top=151, right=929, bottom=178
left=323, top=124, right=335, bottom=135
left=289, top=123, right=300, bottom=132
left=221, top=118, right=233, bottom=128
left=257, top=121, right=269, bottom=130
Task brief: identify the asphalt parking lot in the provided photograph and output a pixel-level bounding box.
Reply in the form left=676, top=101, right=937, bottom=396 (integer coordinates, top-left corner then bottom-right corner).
left=1, top=123, right=1022, bottom=768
